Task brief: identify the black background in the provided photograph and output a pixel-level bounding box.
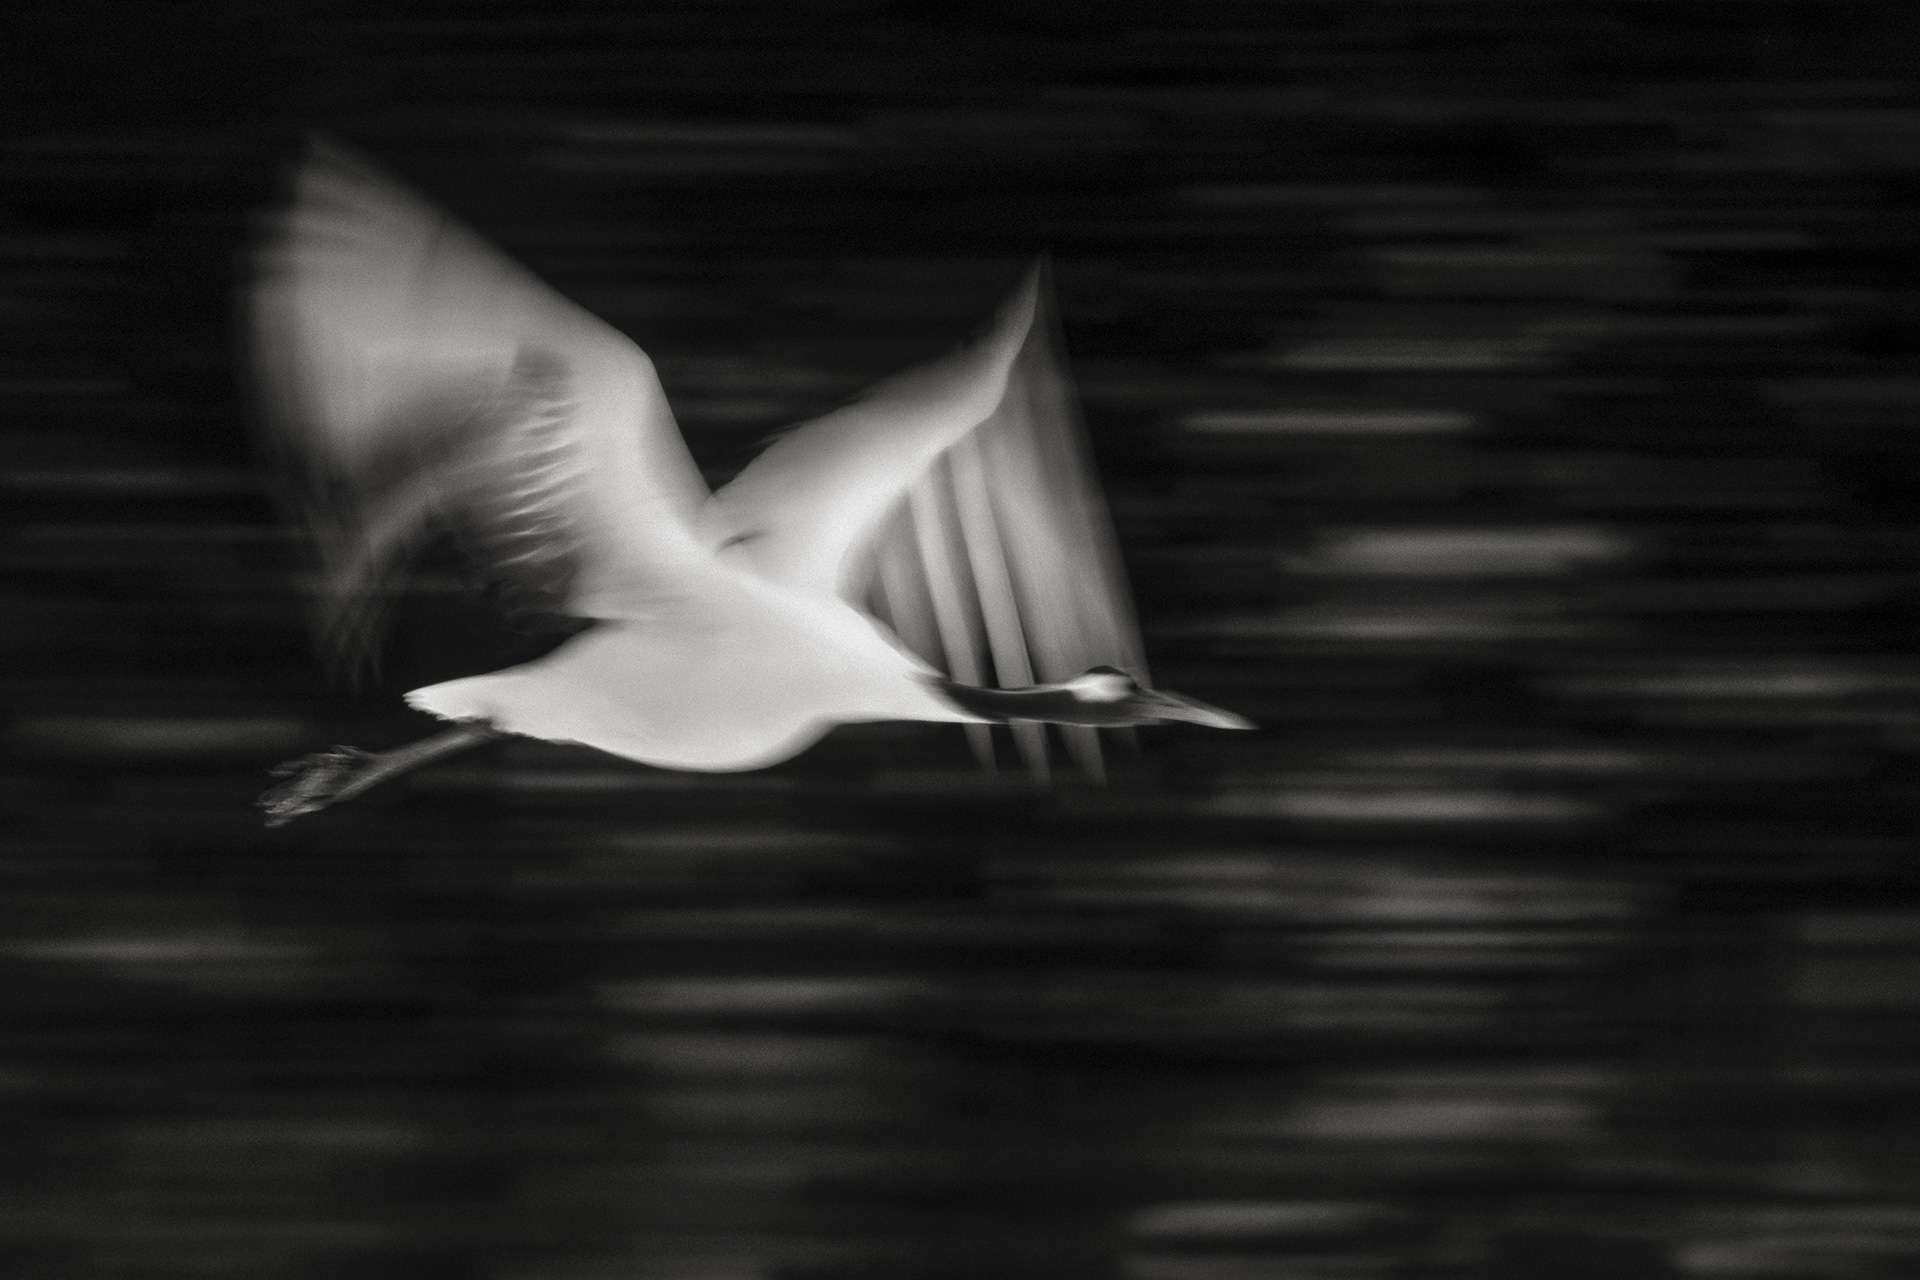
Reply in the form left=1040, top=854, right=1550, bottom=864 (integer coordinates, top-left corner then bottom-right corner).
left=8, top=2, right=1920, bottom=1276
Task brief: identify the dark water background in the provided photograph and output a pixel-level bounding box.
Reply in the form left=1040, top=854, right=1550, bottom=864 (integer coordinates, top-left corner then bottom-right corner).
left=8, top=2, right=1920, bottom=1275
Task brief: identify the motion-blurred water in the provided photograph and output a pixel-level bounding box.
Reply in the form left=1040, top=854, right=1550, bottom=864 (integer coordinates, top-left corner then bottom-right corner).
left=7, top=2, right=1920, bottom=1275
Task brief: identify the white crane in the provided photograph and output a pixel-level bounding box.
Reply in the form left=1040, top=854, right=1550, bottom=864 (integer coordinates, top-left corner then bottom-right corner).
left=250, top=139, right=1250, bottom=826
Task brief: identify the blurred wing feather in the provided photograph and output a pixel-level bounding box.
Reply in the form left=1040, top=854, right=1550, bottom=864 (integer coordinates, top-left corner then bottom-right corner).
left=738, top=266, right=1146, bottom=779
left=248, top=137, right=710, bottom=675
left=698, top=266, right=1040, bottom=594
left=904, top=470, right=998, bottom=771
left=970, top=287, right=1149, bottom=779
left=881, top=284, right=1146, bottom=779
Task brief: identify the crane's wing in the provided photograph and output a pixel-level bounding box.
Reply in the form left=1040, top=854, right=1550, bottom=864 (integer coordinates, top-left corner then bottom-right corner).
left=705, top=264, right=1148, bottom=780
left=248, top=136, right=712, bottom=678
left=697, top=265, right=1040, bottom=593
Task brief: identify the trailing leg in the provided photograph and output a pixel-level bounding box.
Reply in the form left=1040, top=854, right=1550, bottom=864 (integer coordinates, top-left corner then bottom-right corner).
left=260, top=722, right=502, bottom=827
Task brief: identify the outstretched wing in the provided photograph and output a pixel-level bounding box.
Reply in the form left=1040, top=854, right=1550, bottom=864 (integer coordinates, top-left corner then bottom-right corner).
left=705, top=264, right=1148, bottom=780
left=697, top=265, right=1040, bottom=595
left=247, top=136, right=711, bottom=677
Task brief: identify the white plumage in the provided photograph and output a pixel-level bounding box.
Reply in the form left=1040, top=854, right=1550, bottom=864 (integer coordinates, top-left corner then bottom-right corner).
left=250, top=139, right=1249, bottom=823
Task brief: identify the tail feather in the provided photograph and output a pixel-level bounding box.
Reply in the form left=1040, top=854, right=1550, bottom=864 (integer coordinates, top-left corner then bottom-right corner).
left=404, top=676, right=504, bottom=725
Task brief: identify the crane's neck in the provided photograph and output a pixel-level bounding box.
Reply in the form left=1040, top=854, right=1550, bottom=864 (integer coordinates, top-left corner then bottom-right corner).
left=928, top=677, right=1090, bottom=725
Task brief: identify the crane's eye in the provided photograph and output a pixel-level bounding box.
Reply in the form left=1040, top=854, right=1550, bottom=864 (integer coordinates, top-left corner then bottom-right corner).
left=1069, top=670, right=1134, bottom=701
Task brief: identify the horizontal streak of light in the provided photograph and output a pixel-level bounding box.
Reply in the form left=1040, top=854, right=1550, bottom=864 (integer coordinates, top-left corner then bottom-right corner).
left=1020, top=887, right=1302, bottom=916
left=1530, top=312, right=1830, bottom=341
left=0, top=467, right=259, bottom=493
left=1689, top=1206, right=1920, bottom=1235
left=1281, top=1095, right=1593, bottom=1141
left=1344, top=210, right=1625, bottom=235
left=607, top=1032, right=875, bottom=1078
left=1130, top=1201, right=1390, bottom=1238
left=862, top=770, right=1048, bottom=795
left=1634, top=230, right=1821, bottom=250
left=1682, top=1232, right=1920, bottom=1275
left=1171, top=183, right=1486, bottom=207
left=619, top=908, right=1160, bottom=948
left=1194, top=611, right=1600, bottom=643
left=1309, top=927, right=1633, bottom=952
left=539, top=151, right=851, bottom=175
left=1267, top=337, right=1550, bottom=371
left=1306, top=937, right=1635, bottom=971
left=643, top=1084, right=908, bottom=1130
left=11, top=715, right=309, bottom=753
left=1552, top=667, right=1917, bottom=699
left=865, top=108, right=1150, bottom=141
left=614, top=907, right=875, bottom=938
left=1376, top=246, right=1665, bottom=273
left=562, top=122, right=857, bottom=148
left=1281, top=880, right=1638, bottom=926
left=1006, top=853, right=1285, bottom=884
left=13, top=934, right=310, bottom=966
left=1224, top=787, right=1597, bottom=824
left=1343, top=1066, right=1623, bottom=1092
left=599, top=978, right=926, bottom=1015
left=1181, top=409, right=1473, bottom=434
left=1594, top=574, right=1890, bottom=607
left=1343, top=747, right=1646, bottom=772
left=970, top=976, right=1508, bottom=1023
left=578, top=828, right=892, bottom=857
left=1273, top=1000, right=1505, bottom=1035
left=1299, top=525, right=1631, bottom=575
left=467, top=766, right=723, bottom=793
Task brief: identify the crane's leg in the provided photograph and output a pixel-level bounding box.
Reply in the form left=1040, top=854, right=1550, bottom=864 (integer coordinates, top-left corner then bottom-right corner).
left=260, top=722, right=502, bottom=827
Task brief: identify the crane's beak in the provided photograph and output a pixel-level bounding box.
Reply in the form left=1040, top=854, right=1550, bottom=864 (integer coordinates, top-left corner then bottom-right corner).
left=1137, top=687, right=1256, bottom=730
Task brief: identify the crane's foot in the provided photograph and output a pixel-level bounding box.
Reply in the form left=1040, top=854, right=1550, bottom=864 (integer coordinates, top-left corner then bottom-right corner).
left=260, top=746, right=373, bottom=828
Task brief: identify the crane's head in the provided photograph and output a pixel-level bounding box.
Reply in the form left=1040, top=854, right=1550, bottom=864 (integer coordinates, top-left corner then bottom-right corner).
left=1060, top=666, right=1254, bottom=730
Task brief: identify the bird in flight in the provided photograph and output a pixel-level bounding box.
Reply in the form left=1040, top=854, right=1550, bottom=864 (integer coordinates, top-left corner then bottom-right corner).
left=249, top=139, right=1251, bottom=826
